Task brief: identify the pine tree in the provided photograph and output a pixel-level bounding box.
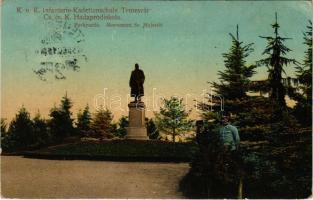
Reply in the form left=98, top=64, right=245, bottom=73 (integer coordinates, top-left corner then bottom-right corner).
left=60, top=92, right=74, bottom=135
left=199, top=25, right=256, bottom=119
left=212, top=25, right=256, bottom=101
left=49, top=93, right=74, bottom=142
left=292, top=20, right=312, bottom=125
left=3, top=107, right=34, bottom=151
left=296, top=20, right=312, bottom=103
left=155, top=97, right=193, bottom=143
left=114, top=116, right=129, bottom=138
left=33, top=112, right=50, bottom=146
left=76, top=104, right=92, bottom=136
left=257, top=13, right=298, bottom=109
left=90, top=107, right=115, bottom=138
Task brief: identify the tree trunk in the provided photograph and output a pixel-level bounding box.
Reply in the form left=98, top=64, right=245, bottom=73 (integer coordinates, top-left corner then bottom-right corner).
left=172, top=128, right=176, bottom=143
left=237, top=177, right=243, bottom=199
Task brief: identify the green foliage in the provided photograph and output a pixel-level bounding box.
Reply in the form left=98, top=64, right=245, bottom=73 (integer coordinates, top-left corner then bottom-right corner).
left=184, top=17, right=311, bottom=199
left=76, top=104, right=92, bottom=136
left=2, top=109, right=52, bottom=152
left=233, top=97, right=284, bottom=140
left=145, top=118, right=160, bottom=140
left=257, top=13, right=298, bottom=110
left=155, top=97, right=193, bottom=143
left=240, top=139, right=312, bottom=198
left=186, top=129, right=312, bottom=198
left=90, top=107, right=115, bottom=138
left=49, top=93, right=74, bottom=142
left=114, top=116, right=129, bottom=138
left=1, top=118, right=7, bottom=137
left=2, top=107, right=34, bottom=151
left=33, top=113, right=48, bottom=146
left=212, top=25, right=256, bottom=101
left=199, top=26, right=256, bottom=129
left=291, top=20, right=312, bottom=126
left=32, top=113, right=51, bottom=147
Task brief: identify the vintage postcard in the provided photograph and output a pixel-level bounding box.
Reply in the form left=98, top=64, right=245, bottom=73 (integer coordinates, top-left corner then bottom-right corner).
left=1, top=0, right=312, bottom=199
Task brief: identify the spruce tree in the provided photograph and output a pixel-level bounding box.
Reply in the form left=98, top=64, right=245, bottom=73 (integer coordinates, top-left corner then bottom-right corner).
left=199, top=25, right=256, bottom=119
left=257, top=13, right=298, bottom=109
left=49, top=93, right=74, bottom=142
left=296, top=20, right=312, bottom=103
left=33, top=112, right=50, bottom=146
left=76, top=104, right=92, bottom=136
left=60, top=93, right=74, bottom=135
left=292, top=20, right=312, bottom=125
left=212, top=25, right=256, bottom=101
left=90, top=107, right=115, bottom=138
left=198, top=26, right=278, bottom=139
left=4, top=107, right=34, bottom=151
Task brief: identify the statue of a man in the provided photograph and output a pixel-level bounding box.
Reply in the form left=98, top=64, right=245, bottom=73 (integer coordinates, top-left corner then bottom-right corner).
left=129, top=63, right=145, bottom=102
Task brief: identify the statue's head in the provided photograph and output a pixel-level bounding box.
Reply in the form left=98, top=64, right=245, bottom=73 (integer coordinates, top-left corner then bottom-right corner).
left=135, top=63, right=139, bottom=70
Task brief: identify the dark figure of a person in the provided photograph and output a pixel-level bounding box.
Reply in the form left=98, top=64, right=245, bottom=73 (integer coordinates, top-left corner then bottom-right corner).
left=129, top=63, right=145, bottom=102
left=212, top=115, right=242, bottom=198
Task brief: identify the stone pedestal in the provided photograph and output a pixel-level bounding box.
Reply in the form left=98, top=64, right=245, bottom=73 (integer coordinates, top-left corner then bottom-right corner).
left=126, top=101, right=149, bottom=140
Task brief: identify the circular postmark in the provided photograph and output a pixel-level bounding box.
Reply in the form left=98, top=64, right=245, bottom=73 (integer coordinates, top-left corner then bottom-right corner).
left=33, top=20, right=88, bottom=81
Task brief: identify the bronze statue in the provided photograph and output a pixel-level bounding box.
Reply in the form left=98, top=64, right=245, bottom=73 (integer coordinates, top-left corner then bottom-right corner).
left=129, top=63, right=145, bottom=102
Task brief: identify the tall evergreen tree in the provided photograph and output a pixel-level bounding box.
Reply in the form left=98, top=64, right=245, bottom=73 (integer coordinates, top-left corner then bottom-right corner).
left=198, top=25, right=285, bottom=139
left=199, top=25, right=256, bottom=119
left=49, top=93, right=74, bottom=142
left=2, top=107, right=34, bottom=151
left=212, top=25, right=256, bottom=101
left=291, top=20, right=312, bottom=125
left=76, top=104, right=92, bottom=136
left=60, top=92, right=74, bottom=134
left=257, top=13, right=298, bottom=109
left=296, top=20, right=312, bottom=103
left=33, top=112, right=50, bottom=146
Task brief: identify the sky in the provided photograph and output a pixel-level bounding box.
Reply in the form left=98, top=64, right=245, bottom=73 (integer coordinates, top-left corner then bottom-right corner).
left=1, top=0, right=312, bottom=121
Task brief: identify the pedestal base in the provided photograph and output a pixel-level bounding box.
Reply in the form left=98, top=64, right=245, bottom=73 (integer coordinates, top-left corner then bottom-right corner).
left=126, top=101, right=149, bottom=140
left=126, top=127, right=149, bottom=140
